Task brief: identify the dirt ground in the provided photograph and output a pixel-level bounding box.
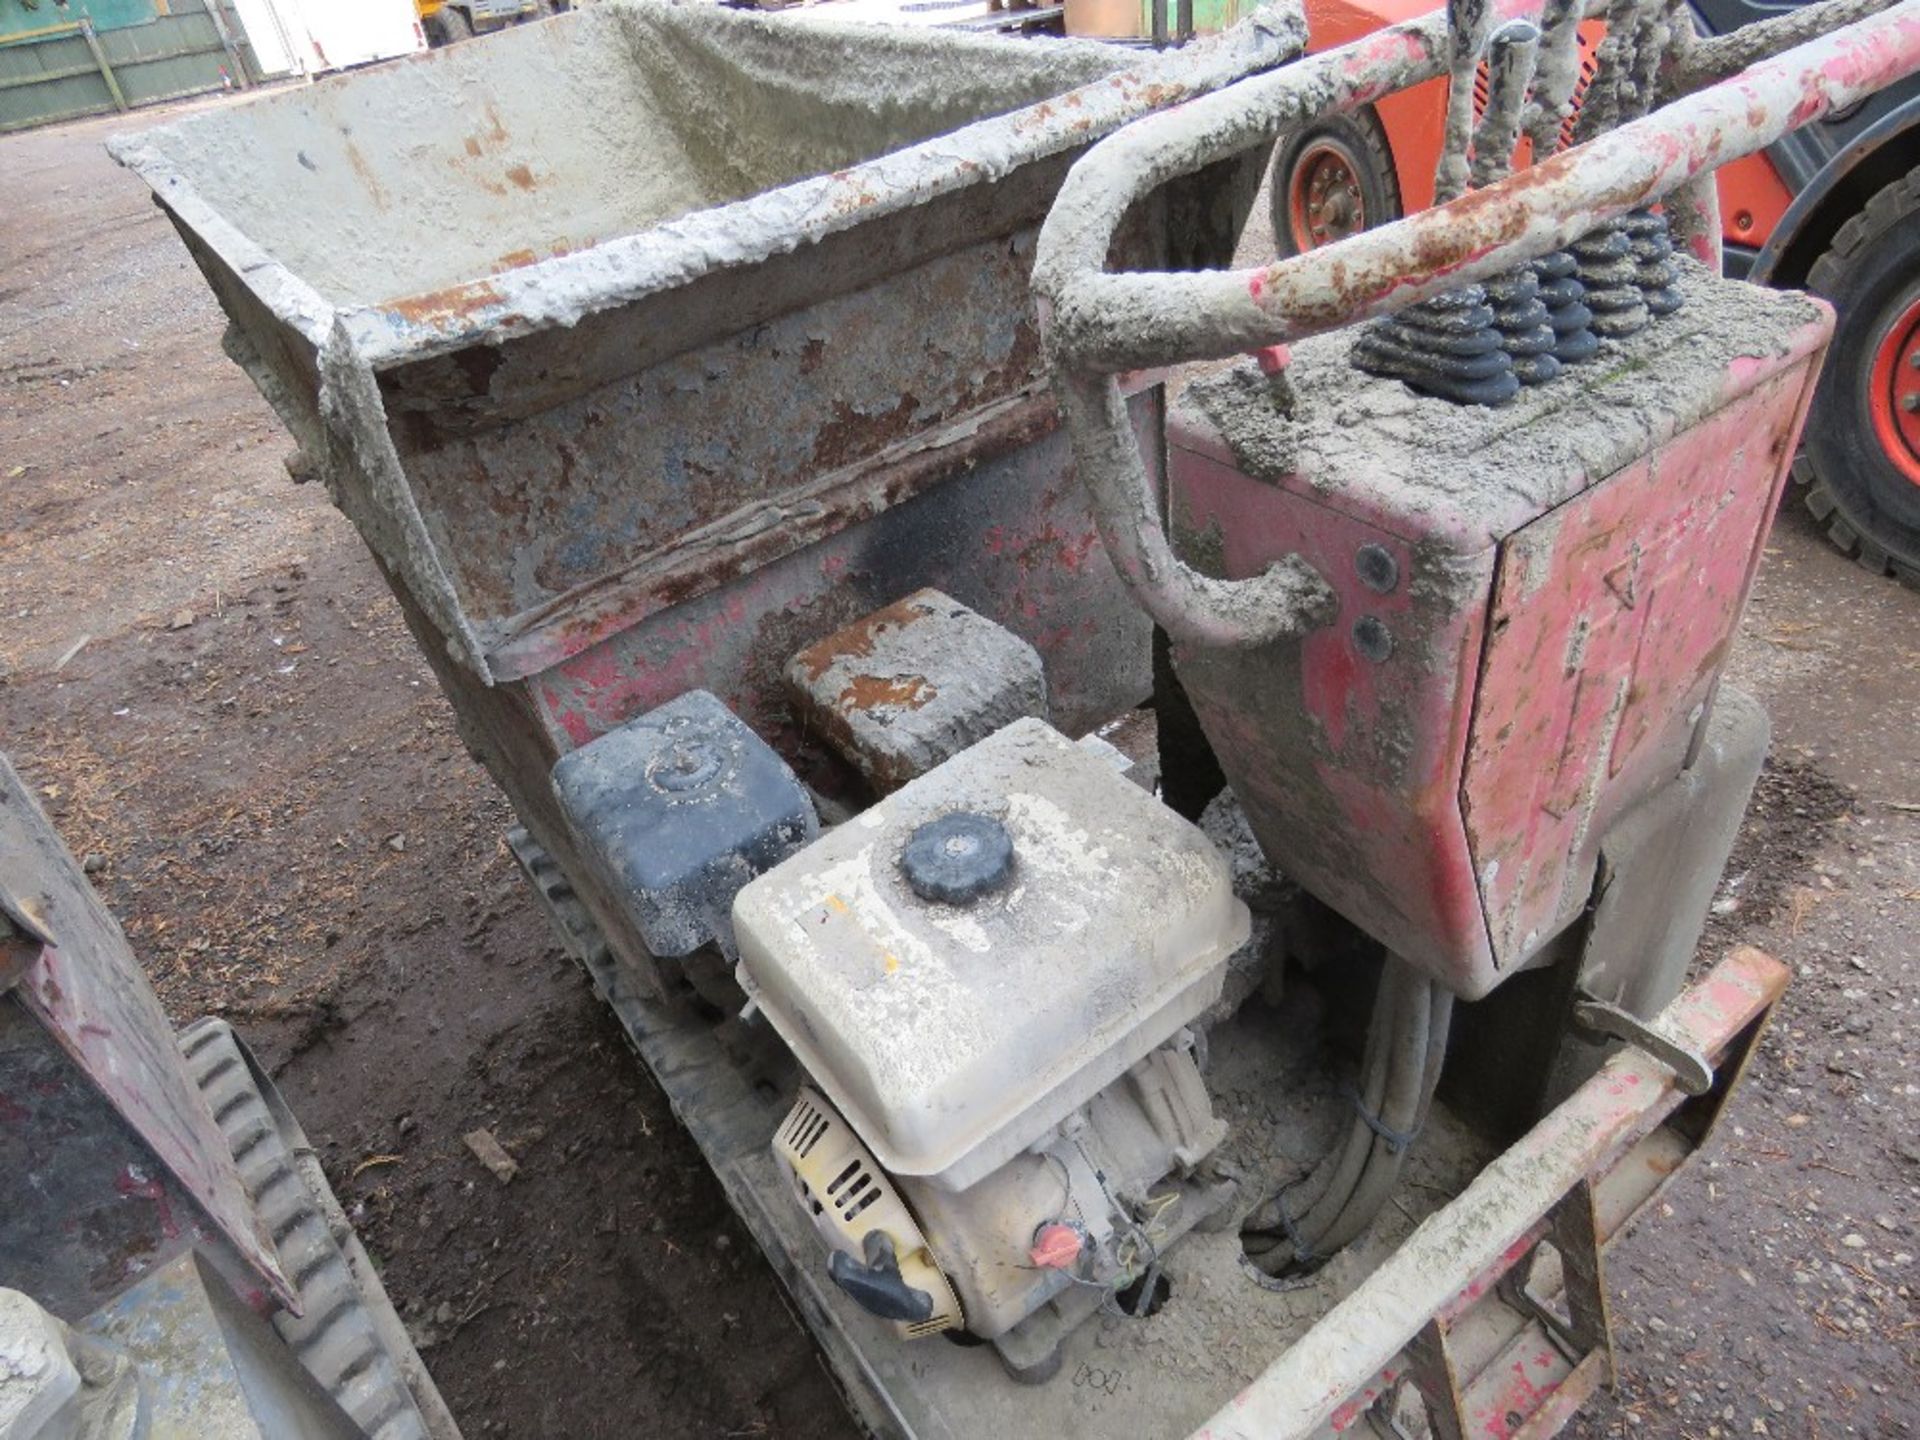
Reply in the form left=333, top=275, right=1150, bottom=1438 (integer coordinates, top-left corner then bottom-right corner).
left=2, top=94, right=1915, bottom=1440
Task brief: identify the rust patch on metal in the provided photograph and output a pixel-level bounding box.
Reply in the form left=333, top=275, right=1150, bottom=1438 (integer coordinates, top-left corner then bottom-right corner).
left=810, top=395, right=927, bottom=475
left=486, top=395, right=1060, bottom=681
left=791, top=594, right=932, bottom=683
left=385, top=280, right=507, bottom=328
left=343, top=141, right=390, bottom=212
left=408, top=225, right=1051, bottom=618
left=837, top=672, right=936, bottom=714
left=486, top=239, right=574, bottom=276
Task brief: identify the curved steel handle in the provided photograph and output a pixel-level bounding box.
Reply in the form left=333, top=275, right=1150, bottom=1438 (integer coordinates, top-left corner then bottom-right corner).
left=1055, top=364, right=1336, bottom=648
left=1034, top=0, right=1920, bottom=647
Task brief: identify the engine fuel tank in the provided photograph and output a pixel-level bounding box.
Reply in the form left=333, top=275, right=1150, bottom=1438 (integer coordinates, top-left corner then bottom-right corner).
left=733, top=718, right=1248, bottom=1192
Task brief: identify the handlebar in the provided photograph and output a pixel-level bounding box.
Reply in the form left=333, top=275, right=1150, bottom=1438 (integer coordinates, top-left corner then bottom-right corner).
left=1033, top=0, right=1920, bottom=647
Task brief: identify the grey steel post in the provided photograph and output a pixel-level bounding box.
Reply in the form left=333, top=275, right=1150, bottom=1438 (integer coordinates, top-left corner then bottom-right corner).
left=202, top=0, right=256, bottom=89
left=78, top=21, right=128, bottom=113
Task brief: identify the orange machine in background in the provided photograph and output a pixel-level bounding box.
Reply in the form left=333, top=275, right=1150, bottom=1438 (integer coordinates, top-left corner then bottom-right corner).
left=1273, top=0, right=1920, bottom=586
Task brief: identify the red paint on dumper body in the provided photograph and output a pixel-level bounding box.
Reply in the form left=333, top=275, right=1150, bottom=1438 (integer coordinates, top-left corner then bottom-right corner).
left=1166, top=278, right=1831, bottom=997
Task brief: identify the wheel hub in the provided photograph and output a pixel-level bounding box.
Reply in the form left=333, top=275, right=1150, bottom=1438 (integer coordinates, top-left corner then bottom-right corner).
left=1868, top=292, right=1920, bottom=489
left=1288, top=140, right=1368, bottom=252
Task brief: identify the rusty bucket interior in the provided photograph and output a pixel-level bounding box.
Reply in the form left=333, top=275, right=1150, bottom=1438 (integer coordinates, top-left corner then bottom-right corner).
left=110, top=0, right=1292, bottom=698
left=122, top=0, right=1131, bottom=310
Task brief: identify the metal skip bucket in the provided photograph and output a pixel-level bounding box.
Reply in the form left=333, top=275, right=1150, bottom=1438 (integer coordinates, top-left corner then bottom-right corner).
left=112, top=0, right=1302, bottom=989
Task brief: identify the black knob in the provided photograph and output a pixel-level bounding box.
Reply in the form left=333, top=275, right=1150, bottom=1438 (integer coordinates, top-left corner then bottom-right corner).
left=899, top=811, right=1013, bottom=905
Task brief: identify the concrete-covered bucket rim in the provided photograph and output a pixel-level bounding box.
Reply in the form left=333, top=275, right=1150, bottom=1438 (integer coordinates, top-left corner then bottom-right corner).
left=108, top=0, right=1307, bottom=373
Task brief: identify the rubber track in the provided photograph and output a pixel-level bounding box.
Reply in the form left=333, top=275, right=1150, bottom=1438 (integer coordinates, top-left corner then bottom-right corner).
left=181, top=1018, right=432, bottom=1440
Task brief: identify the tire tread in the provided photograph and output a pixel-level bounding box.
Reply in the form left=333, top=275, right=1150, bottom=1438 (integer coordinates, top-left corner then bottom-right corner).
left=1795, top=163, right=1920, bottom=587
left=1793, top=458, right=1920, bottom=587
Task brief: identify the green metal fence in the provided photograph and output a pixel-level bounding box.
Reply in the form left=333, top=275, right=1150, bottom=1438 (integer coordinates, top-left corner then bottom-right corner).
left=0, top=0, right=258, bottom=134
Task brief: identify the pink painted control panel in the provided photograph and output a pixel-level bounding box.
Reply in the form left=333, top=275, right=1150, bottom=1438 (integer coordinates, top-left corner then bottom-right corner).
left=1165, top=273, right=1831, bottom=998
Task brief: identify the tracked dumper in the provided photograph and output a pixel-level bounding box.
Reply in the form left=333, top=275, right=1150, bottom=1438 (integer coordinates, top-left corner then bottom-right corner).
left=115, top=0, right=1920, bottom=1433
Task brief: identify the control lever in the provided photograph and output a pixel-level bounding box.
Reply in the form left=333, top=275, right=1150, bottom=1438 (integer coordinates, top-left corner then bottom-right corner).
left=1572, top=995, right=1715, bottom=1096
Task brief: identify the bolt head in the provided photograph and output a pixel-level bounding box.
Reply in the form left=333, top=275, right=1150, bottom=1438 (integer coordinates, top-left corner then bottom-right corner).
left=1354, top=544, right=1399, bottom=595
left=1352, top=615, right=1394, bottom=663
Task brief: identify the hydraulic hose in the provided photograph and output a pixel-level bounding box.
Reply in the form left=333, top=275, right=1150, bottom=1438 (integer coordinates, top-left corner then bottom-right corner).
left=1244, top=956, right=1454, bottom=1274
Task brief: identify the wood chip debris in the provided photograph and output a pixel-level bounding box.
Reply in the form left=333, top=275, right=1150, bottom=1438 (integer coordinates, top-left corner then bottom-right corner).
left=464, top=1128, right=519, bottom=1184
left=52, top=635, right=90, bottom=672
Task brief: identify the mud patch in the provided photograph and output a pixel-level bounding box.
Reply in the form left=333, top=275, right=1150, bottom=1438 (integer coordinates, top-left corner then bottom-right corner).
left=1700, top=752, right=1854, bottom=955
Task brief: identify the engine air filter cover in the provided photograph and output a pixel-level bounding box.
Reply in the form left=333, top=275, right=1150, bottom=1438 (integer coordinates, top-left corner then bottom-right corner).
left=552, top=689, right=817, bottom=959
left=734, top=718, right=1248, bottom=1193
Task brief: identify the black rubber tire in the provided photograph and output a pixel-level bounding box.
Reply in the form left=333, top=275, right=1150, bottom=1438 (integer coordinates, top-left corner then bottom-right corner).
left=1268, top=109, right=1401, bottom=259
left=1796, top=162, right=1920, bottom=586
left=435, top=5, right=474, bottom=42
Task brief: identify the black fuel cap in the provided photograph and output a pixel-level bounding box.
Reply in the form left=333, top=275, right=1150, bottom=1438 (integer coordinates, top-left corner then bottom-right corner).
left=899, top=812, right=1013, bottom=905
